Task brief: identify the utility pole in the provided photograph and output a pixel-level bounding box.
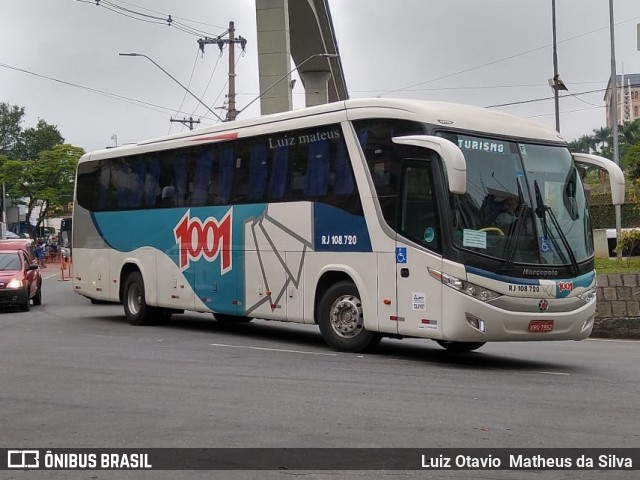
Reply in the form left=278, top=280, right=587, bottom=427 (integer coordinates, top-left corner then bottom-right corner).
left=170, top=117, right=201, bottom=131
left=609, top=0, right=622, bottom=259
left=198, top=21, right=247, bottom=121
left=550, top=0, right=567, bottom=133
left=552, top=0, right=560, bottom=132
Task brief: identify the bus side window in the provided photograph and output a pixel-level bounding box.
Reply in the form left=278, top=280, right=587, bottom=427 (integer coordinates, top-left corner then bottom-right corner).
left=303, top=138, right=330, bottom=196
left=97, top=162, right=111, bottom=211
left=217, top=146, right=235, bottom=205
left=173, top=152, right=189, bottom=207
left=332, top=141, right=354, bottom=195
left=248, top=142, right=268, bottom=202
left=373, top=157, right=399, bottom=227
left=288, top=140, right=306, bottom=201
left=189, top=147, right=214, bottom=207
left=143, top=154, right=161, bottom=208
left=158, top=150, right=187, bottom=208
left=115, top=157, right=144, bottom=210
left=268, top=146, right=289, bottom=200
left=77, top=161, right=111, bottom=212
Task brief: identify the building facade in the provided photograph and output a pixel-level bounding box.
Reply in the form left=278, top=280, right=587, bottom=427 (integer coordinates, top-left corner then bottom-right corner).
left=604, top=73, right=640, bottom=128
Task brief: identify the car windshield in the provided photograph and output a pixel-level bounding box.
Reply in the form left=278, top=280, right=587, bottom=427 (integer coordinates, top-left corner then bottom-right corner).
left=443, top=133, right=592, bottom=266
left=0, top=253, right=21, bottom=271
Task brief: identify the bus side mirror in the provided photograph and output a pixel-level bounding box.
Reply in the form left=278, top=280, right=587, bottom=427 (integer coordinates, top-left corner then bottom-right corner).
left=392, top=135, right=467, bottom=194
left=571, top=153, right=625, bottom=206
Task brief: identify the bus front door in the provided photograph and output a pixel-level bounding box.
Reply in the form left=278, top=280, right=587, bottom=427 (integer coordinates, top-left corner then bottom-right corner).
left=394, top=159, right=444, bottom=339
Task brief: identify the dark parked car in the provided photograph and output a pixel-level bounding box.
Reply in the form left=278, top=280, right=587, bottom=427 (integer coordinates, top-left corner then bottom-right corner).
left=0, top=250, right=42, bottom=311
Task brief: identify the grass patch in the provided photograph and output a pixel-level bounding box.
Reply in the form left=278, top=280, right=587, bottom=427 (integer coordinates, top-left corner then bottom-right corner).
left=595, top=257, right=640, bottom=275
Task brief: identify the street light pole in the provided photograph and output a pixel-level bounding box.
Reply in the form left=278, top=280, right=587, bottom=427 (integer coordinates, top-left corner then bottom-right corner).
left=609, top=0, right=622, bottom=259
left=2, top=182, right=6, bottom=240
left=119, top=53, right=224, bottom=122
left=239, top=53, right=339, bottom=115
left=552, top=0, right=560, bottom=132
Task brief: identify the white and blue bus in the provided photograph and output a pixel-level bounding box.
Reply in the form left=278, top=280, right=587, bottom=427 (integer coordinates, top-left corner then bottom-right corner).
left=72, top=99, right=624, bottom=352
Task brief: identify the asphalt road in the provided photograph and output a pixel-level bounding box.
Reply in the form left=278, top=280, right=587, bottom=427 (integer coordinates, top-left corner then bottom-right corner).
left=1, top=268, right=639, bottom=480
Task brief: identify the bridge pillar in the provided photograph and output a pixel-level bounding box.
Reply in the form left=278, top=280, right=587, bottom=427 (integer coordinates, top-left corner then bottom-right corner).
left=255, top=0, right=293, bottom=115
left=300, top=70, right=332, bottom=107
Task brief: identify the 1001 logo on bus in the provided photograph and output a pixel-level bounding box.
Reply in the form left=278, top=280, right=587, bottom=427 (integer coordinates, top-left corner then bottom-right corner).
left=173, top=209, right=232, bottom=273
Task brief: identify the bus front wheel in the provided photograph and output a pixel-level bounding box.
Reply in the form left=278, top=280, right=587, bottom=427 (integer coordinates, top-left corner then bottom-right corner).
left=123, top=272, right=155, bottom=326
left=435, top=340, right=485, bottom=352
left=317, top=281, right=381, bottom=353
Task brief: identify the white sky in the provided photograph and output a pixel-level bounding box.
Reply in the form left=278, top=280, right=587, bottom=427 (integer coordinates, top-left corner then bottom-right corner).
left=1, top=0, right=639, bottom=153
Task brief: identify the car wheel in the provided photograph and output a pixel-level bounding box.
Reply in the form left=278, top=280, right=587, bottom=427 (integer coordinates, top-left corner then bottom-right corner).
left=32, top=283, right=42, bottom=306
left=20, top=287, right=31, bottom=312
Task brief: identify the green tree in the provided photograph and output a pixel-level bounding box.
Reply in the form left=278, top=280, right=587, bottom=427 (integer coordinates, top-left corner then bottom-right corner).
left=0, top=102, right=25, bottom=157
left=617, top=119, right=640, bottom=164
left=0, top=144, right=84, bottom=235
left=624, top=144, right=640, bottom=181
left=568, top=134, right=593, bottom=153
left=592, top=126, right=610, bottom=154
left=13, top=119, right=65, bottom=160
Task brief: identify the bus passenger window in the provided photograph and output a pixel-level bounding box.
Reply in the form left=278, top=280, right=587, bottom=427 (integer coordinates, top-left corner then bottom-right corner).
left=268, top=146, right=289, bottom=200
left=304, top=139, right=330, bottom=196
left=160, top=186, right=176, bottom=207
left=248, top=143, right=268, bottom=202
left=217, top=147, right=235, bottom=204
left=189, top=148, right=214, bottom=207
left=143, top=156, right=161, bottom=209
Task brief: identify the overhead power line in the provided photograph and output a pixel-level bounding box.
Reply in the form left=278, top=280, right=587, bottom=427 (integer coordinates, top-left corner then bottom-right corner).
left=76, top=0, right=228, bottom=39
left=485, top=88, right=607, bottom=108
left=380, top=14, right=640, bottom=97
left=0, top=62, right=220, bottom=123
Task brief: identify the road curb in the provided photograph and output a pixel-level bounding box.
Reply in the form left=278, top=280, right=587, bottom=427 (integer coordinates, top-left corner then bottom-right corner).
left=591, top=317, right=640, bottom=339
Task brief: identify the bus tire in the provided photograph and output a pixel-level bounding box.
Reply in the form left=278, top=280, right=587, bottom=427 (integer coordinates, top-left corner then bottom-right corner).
left=214, top=313, right=253, bottom=323
left=123, top=272, right=155, bottom=326
left=435, top=340, right=485, bottom=353
left=317, top=281, right=381, bottom=353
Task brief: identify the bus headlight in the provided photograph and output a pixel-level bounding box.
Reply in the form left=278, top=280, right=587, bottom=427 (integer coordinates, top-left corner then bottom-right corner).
left=578, top=287, right=597, bottom=303
left=6, top=279, right=23, bottom=289
left=429, top=268, right=501, bottom=302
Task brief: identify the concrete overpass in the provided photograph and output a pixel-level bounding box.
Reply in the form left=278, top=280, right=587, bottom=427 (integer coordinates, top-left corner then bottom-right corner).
left=255, top=0, right=348, bottom=115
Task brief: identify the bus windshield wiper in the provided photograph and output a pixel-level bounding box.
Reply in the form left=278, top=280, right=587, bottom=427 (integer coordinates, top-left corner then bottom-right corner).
left=534, top=180, right=579, bottom=274
left=501, top=178, right=529, bottom=272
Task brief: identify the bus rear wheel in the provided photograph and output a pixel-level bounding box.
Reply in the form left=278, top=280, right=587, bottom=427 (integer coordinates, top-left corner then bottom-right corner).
left=123, top=272, right=156, bottom=326
left=435, top=340, right=485, bottom=352
left=317, top=281, right=381, bottom=353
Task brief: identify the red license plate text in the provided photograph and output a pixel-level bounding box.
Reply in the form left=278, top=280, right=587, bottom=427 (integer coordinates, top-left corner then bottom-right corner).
left=528, top=320, right=554, bottom=333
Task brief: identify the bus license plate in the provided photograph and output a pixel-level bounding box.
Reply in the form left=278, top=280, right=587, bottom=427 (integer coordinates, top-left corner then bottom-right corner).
left=528, top=320, right=554, bottom=333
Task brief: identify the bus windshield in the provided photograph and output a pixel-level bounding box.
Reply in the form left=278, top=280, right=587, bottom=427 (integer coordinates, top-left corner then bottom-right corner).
left=444, top=133, right=592, bottom=267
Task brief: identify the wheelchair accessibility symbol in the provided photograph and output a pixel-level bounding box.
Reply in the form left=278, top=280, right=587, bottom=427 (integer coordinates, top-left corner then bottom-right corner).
left=540, top=237, right=551, bottom=253
left=396, top=247, right=407, bottom=264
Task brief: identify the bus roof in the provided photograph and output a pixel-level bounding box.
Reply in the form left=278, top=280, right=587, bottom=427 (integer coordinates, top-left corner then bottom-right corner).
left=80, top=98, right=565, bottom=163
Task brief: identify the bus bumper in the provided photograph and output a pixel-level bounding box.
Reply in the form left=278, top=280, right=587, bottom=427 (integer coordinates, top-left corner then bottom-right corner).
left=440, top=288, right=595, bottom=342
